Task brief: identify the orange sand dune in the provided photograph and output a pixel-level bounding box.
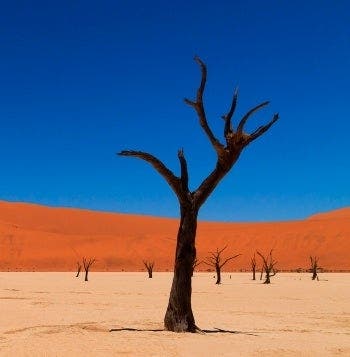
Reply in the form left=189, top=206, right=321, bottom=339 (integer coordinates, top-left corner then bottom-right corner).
left=0, top=201, right=349, bottom=271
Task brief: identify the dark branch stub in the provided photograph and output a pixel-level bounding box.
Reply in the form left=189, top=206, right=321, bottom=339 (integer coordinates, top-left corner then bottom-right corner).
left=118, top=56, right=279, bottom=332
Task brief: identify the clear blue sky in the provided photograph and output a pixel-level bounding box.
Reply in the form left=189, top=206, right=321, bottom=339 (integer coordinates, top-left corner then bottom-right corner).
left=0, top=1, right=349, bottom=221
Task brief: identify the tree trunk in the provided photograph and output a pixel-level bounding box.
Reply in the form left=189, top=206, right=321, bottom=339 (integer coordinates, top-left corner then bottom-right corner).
left=85, top=270, right=88, bottom=281
left=164, top=205, right=197, bottom=332
left=264, top=272, right=271, bottom=284
left=252, top=268, right=256, bottom=280
left=76, top=267, right=81, bottom=277
left=148, top=270, right=153, bottom=278
left=215, top=265, right=221, bottom=284
left=312, top=270, right=317, bottom=280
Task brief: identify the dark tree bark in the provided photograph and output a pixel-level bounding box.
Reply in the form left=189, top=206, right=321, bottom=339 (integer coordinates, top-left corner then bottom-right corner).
left=309, top=256, right=320, bottom=281
left=118, top=56, right=279, bottom=332
left=251, top=253, right=256, bottom=280
left=143, top=260, right=154, bottom=278
left=76, top=261, right=82, bottom=277
left=204, top=246, right=241, bottom=284
left=257, top=250, right=277, bottom=284
left=83, top=257, right=96, bottom=282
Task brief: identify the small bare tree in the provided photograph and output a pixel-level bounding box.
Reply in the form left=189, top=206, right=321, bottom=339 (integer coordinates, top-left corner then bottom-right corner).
left=309, top=256, right=320, bottom=281
left=204, top=246, right=241, bottom=284
left=76, top=261, right=82, bottom=277
left=251, top=253, right=257, bottom=280
left=257, top=250, right=277, bottom=284
left=83, top=257, right=96, bottom=282
left=143, top=260, right=154, bottom=278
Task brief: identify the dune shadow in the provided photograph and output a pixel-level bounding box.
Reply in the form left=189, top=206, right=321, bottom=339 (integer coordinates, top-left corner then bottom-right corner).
left=109, top=327, right=257, bottom=336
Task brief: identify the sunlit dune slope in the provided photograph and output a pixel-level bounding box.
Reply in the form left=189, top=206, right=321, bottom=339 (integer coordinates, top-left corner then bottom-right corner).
left=0, top=201, right=349, bottom=271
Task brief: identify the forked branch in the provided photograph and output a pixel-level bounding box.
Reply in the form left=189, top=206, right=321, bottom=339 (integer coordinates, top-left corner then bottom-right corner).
left=237, top=101, right=270, bottom=135
left=184, top=56, right=224, bottom=155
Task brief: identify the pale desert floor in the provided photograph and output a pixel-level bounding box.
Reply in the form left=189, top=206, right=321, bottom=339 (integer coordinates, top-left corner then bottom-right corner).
left=0, top=272, right=349, bottom=356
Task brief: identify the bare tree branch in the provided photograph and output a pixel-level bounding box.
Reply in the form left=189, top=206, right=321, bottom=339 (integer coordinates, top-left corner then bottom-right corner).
left=237, top=101, right=270, bottom=135
left=220, top=254, right=241, bottom=268
left=118, top=150, right=183, bottom=198
left=222, top=87, right=238, bottom=138
left=184, top=56, right=224, bottom=155
left=248, top=113, right=279, bottom=143
left=178, top=148, right=189, bottom=192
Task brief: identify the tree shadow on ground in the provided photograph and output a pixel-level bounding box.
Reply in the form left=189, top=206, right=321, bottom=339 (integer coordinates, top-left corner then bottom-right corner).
left=109, top=327, right=258, bottom=336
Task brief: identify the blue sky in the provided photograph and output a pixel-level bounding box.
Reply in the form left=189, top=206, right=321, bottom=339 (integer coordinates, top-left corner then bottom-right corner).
left=0, top=1, right=349, bottom=221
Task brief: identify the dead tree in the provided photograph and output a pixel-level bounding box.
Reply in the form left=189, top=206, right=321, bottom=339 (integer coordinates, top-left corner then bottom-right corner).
left=76, top=261, right=82, bottom=277
left=83, top=257, right=96, bottom=282
left=257, top=250, right=277, bottom=284
left=309, top=256, right=320, bottom=281
left=143, top=260, right=154, bottom=278
left=118, top=56, right=279, bottom=332
left=204, top=246, right=241, bottom=284
left=251, top=253, right=257, bottom=280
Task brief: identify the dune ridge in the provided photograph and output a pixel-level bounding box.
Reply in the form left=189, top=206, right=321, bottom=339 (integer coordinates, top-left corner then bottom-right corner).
left=0, top=200, right=349, bottom=271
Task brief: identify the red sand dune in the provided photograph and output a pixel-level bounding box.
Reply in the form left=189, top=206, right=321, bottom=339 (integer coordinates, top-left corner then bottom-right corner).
left=0, top=200, right=349, bottom=271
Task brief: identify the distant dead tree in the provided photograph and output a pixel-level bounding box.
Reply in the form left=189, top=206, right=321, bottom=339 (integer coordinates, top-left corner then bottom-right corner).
left=309, top=256, right=320, bottom=281
left=76, top=261, right=82, bottom=277
left=257, top=250, right=277, bottom=284
left=118, top=56, right=279, bottom=332
left=204, top=246, right=241, bottom=284
left=83, top=257, right=96, bottom=282
left=143, top=260, right=154, bottom=278
left=251, top=253, right=257, bottom=280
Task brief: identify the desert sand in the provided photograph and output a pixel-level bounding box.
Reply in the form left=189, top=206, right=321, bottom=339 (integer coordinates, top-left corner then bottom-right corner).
left=0, top=272, right=349, bottom=356
left=0, top=200, right=349, bottom=272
